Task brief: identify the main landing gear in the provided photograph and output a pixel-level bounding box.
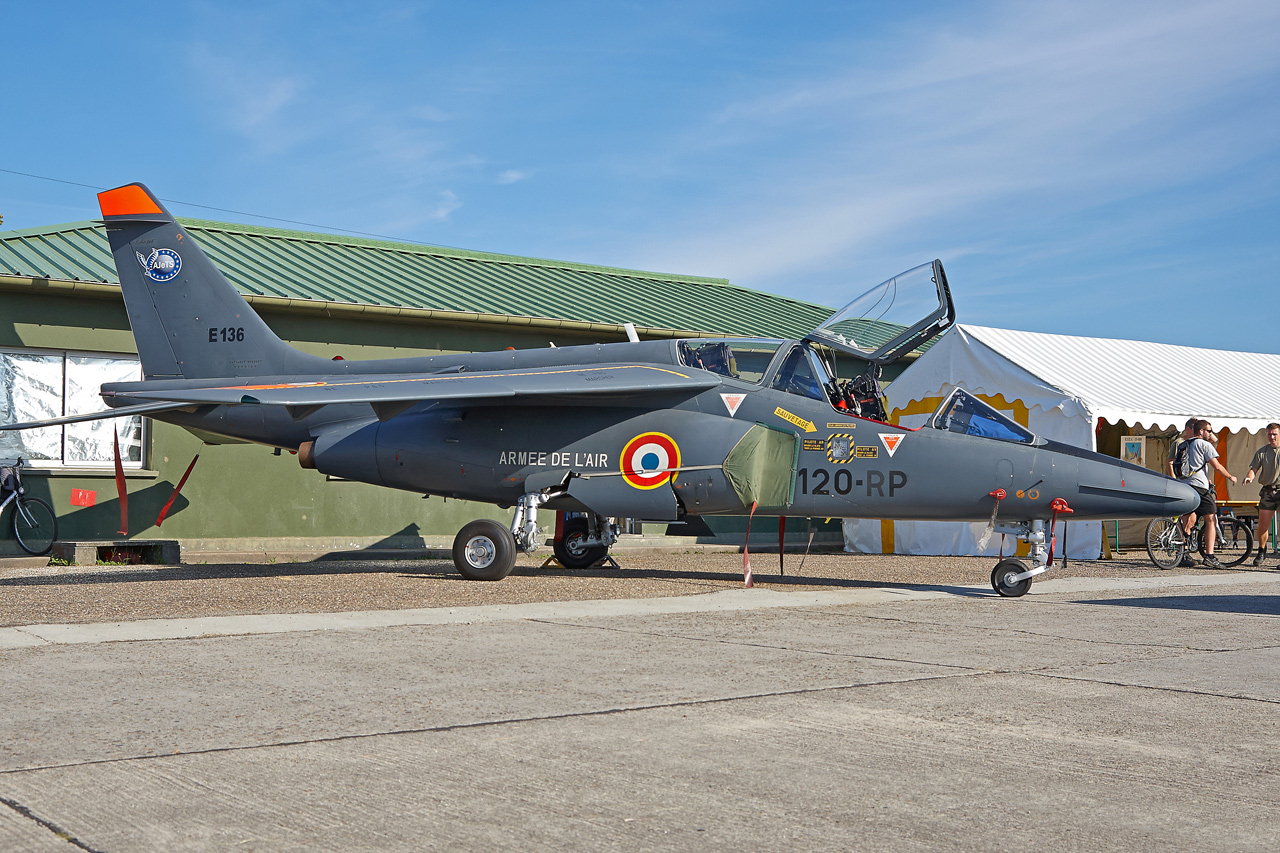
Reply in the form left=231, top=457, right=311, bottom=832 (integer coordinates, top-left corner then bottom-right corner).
left=452, top=519, right=516, bottom=581
left=449, top=494, right=619, bottom=580
left=553, top=515, right=613, bottom=569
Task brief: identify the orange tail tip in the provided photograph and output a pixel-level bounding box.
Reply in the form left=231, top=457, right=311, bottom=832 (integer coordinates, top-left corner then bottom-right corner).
left=98, top=184, right=163, bottom=217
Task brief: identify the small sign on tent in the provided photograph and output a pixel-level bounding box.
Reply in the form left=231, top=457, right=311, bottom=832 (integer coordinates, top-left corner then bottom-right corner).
left=1121, top=436, right=1145, bottom=467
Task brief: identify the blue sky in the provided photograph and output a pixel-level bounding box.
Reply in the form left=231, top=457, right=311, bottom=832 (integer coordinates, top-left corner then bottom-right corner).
left=3, top=1, right=1278, bottom=352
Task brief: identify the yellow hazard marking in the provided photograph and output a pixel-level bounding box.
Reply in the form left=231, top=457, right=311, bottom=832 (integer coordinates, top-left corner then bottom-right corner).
left=774, top=406, right=816, bottom=433
left=826, top=433, right=856, bottom=463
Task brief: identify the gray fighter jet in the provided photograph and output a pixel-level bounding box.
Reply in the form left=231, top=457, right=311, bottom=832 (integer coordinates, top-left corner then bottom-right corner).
left=3, top=184, right=1198, bottom=596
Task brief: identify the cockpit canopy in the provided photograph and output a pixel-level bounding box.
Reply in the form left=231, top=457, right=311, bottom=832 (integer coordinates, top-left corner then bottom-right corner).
left=805, top=259, right=955, bottom=365
left=674, top=260, right=957, bottom=421
left=929, top=388, right=1037, bottom=445
left=677, top=339, right=785, bottom=383
left=677, top=338, right=831, bottom=401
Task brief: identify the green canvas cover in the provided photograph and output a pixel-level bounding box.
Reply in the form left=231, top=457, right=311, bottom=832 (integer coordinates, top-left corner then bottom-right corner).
left=723, top=423, right=798, bottom=511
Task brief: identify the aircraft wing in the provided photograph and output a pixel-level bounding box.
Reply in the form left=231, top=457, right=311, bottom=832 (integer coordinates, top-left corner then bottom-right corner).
left=102, top=363, right=719, bottom=410
left=0, top=401, right=198, bottom=431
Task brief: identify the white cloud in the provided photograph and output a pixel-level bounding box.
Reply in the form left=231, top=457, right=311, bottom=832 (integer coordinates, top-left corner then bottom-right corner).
left=496, top=169, right=528, bottom=184
left=430, top=189, right=462, bottom=221
left=186, top=44, right=311, bottom=153
left=629, top=0, right=1280, bottom=295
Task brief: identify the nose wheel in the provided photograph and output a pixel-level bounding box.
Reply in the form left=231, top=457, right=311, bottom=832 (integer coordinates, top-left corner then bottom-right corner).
left=991, top=558, right=1033, bottom=597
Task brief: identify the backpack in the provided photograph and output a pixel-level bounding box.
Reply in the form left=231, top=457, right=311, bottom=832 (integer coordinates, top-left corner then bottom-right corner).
left=1173, top=439, right=1196, bottom=480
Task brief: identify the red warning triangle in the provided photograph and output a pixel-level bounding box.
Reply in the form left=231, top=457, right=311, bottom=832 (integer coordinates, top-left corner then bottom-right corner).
left=721, top=393, right=746, bottom=417
left=879, top=433, right=904, bottom=457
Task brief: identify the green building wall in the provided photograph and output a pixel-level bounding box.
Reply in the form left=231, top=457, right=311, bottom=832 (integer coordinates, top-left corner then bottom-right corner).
left=0, top=287, right=623, bottom=555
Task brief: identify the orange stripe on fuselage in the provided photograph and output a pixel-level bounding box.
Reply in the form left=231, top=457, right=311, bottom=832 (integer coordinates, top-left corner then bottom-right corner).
left=215, top=365, right=693, bottom=392
left=98, top=185, right=163, bottom=217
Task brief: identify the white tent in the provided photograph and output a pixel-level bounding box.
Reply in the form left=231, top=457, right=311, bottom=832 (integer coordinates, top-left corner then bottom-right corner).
left=844, top=325, right=1280, bottom=559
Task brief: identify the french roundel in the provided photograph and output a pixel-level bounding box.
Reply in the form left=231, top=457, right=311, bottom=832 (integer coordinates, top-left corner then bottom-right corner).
left=621, top=432, right=681, bottom=490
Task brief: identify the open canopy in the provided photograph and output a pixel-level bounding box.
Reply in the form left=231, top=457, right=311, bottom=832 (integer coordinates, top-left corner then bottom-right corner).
left=805, top=259, right=956, bottom=365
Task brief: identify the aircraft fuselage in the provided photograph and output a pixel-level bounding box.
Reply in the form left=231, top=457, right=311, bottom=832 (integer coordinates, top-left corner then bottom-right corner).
left=110, top=337, right=1195, bottom=525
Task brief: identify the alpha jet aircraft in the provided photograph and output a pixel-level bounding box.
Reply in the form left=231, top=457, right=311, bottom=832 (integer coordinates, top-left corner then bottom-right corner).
left=3, top=183, right=1198, bottom=596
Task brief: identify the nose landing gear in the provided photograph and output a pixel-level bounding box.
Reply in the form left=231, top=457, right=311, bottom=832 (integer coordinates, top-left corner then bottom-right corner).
left=988, top=499, right=1074, bottom=597
left=991, top=557, right=1034, bottom=597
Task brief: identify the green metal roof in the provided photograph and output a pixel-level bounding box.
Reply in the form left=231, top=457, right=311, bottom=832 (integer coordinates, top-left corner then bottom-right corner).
left=0, top=219, right=834, bottom=339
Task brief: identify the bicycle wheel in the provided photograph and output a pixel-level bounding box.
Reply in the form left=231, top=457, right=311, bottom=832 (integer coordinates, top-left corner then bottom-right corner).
left=1199, top=517, right=1253, bottom=568
left=12, top=496, right=57, bottom=556
left=1145, top=517, right=1185, bottom=569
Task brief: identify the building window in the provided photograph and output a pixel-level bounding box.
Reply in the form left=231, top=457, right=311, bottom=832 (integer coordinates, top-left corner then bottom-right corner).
left=0, top=348, right=144, bottom=468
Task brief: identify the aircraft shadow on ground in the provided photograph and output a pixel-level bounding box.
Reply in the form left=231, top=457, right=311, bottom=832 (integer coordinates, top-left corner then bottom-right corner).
left=505, top=564, right=994, bottom=597
left=0, top=559, right=990, bottom=597
left=1075, top=594, right=1280, bottom=616
left=0, top=560, right=455, bottom=587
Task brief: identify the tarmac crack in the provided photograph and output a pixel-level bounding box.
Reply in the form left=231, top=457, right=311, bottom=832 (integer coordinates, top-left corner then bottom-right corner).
left=1029, top=669, right=1280, bottom=705
left=0, top=794, right=104, bottom=852
left=0, top=670, right=984, bottom=779
left=524, top=616, right=989, bottom=673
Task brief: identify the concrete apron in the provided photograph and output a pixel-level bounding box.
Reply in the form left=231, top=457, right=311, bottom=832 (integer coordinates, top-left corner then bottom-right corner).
left=3, top=571, right=1275, bottom=650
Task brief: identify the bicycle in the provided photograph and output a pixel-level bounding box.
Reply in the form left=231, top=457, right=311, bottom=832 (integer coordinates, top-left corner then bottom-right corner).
left=1145, top=509, right=1253, bottom=569
left=0, top=458, right=58, bottom=556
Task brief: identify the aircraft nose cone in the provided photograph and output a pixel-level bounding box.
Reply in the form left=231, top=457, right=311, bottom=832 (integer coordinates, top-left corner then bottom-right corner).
left=1073, top=453, right=1203, bottom=519
left=1166, top=477, right=1200, bottom=516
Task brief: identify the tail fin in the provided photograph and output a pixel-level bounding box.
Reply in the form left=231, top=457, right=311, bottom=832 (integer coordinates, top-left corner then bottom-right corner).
left=98, top=183, right=327, bottom=379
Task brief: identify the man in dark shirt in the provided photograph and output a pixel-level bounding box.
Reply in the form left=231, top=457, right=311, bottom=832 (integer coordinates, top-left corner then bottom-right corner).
left=1244, top=422, right=1280, bottom=566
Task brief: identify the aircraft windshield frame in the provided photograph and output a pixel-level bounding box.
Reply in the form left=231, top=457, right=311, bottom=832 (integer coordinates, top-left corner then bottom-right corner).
left=805, top=259, right=955, bottom=365
left=928, top=388, right=1037, bottom=445
left=676, top=338, right=786, bottom=384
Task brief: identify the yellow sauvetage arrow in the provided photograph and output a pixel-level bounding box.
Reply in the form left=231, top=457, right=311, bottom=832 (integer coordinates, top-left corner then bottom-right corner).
left=774, top=406, right=816, bottom=433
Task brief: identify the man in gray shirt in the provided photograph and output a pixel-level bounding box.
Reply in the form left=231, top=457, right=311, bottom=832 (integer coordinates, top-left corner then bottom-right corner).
left=1244, top=422, right=1280, bottom=566
left=1178, top=420, right=1239, bottom=568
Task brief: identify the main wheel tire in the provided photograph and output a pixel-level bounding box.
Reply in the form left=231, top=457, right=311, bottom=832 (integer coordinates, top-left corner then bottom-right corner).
left=1145, top=517, right=1185, bottom=569
left=1200, top=517, right=1253, bottom=567
left=12, top=496, right=56, bottom=556
left=553, top=518, right=609, bottom=569
left=452, top=519, right=516, bottom=581
left=991, top=558, right=1032, bottom=597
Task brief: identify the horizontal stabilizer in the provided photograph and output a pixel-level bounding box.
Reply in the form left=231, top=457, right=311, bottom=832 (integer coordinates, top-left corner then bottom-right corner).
left=0, top=401, right=196, bottom=431
left=103, top=363, right=719, bottom=409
